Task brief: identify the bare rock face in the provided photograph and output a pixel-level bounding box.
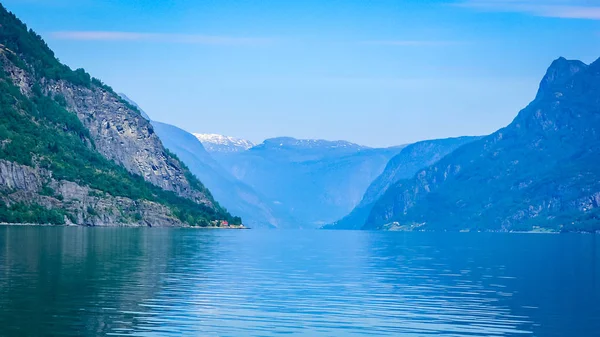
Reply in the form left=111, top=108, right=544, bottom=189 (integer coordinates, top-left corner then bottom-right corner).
left=0, top=160, right=183, bottom=226
left=0, top=160, right=47, bottom=193
left=48, top=80, right=213, bottom=207
left=1, top=54, right=212, bottom=208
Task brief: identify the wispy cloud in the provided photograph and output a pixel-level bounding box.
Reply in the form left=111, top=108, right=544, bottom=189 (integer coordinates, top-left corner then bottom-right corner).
left=455, top=0, right=600, bottom=20
left=49, top=31, right=275, bottom=45
left=360, top=40, right=464, bottom=46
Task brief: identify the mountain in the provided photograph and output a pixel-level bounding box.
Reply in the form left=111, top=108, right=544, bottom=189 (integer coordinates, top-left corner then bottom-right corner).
left=0, top=5, right=239, bottom=227
left=194, top=133, right=255, bottom=153
left=257, top=137, right=365, bottom=151
left=119, top=93, right=150, bottom=120
left=365, top=57, right=600, bottom=232
left=212, top=137, right=406, bottom=228
left=151, top=121, right=288, bottom=228
left=325, top=136, right=480, bottom=230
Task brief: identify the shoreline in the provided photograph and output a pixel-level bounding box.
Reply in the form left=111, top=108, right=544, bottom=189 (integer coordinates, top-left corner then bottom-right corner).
left=382, top=229, right=600, bottom=234
left=0, top=222, right=248, bottom=229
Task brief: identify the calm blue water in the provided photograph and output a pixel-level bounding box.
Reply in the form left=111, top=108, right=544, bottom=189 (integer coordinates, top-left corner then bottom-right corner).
left=0, top=227, right=598, bottom=336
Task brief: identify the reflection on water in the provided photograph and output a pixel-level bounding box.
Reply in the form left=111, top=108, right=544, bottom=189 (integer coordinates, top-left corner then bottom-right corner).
left=0, top=227, right=599, bottom=336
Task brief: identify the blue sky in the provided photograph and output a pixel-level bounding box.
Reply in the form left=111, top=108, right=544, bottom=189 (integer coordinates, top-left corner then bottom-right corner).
left=4, top=0, right=600, bottom=147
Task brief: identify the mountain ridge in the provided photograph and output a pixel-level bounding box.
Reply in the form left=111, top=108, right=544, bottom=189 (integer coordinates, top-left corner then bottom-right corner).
left=364, top=56, right=600, bottom=232
left=325, top=136, right=481, bottom=230
left=194, top=133, right=255, bottom=153
left=154, top=123, right=290, bottom=228
left=211, top=136, right=406, bottom=227
left=257, top=137, right=368, bottom=150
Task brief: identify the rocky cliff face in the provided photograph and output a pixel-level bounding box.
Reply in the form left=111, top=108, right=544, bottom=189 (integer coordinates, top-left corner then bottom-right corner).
left=11, top=67, right=212, bottom=207
left=0, top=160, right=43, bottom=193
left=326, top=136, right=480, bottom=230
left=0, top=160, right=182, bottom=226
left=364, top=57, right=600, bottom=232
left=0, top=5, right=237, bottom=226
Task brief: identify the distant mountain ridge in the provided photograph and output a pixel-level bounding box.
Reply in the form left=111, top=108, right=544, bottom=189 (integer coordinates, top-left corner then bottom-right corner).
left=258, top=137, right=367, bottom=150
left=211, top=136, right=406, bottom=227
left=364, top=57, right=600, bottom=232
left=194, top=133, right=255, bottom=153
left=152, top=123, right=285, bottom=228
left=326, top=136, right=481, bottom=230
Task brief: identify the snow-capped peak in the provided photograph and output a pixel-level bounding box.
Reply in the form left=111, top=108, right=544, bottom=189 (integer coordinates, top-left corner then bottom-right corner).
left=193, top=133, right=255, bottom=153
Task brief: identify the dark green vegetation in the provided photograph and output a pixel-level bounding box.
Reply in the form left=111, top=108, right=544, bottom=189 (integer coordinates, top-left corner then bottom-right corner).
left=0, top=5, right=149, bottom=117
left=365, top=57, right=600, bottom=232
left=326, top=136, right=480, bottom=230
left=0, top=4, right=239, bottom=226
left=0, top=201, right=68, bottom=224
left=0, top=6, right=105, bottom=90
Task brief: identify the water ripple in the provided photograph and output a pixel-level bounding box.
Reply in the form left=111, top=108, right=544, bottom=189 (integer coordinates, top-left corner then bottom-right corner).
left=1, top=228, right=599, bottom=336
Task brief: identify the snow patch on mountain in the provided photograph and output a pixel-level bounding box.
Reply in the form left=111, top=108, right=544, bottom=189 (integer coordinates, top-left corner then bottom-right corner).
left=193, top=133, right=255, bottom=153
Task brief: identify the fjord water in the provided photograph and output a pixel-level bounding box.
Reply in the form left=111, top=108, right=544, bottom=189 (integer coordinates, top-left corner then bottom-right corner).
left=0, top=228, right=598, bottom=337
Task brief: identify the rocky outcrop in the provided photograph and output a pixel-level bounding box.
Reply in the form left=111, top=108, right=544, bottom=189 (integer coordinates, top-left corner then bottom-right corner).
left=0, top=50, right=212, bottom=207
left=0, top=160, right=47, bottom=193
left=0, top=160, right=182, bottom=226
left=46, top=78, right=212, bottom=207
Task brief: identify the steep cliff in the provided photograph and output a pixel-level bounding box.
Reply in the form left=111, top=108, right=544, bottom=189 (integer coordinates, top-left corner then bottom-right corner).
left=365, top=57, right=600, bottom=232
left=0, top=5, right=239, bottom=226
